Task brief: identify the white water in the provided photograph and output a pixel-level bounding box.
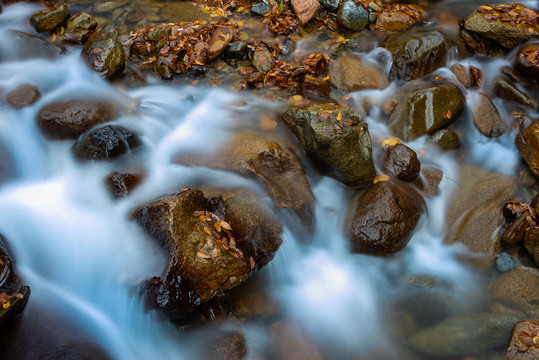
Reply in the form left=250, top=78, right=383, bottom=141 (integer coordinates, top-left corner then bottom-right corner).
left=0, top=3, right=536, bottom=359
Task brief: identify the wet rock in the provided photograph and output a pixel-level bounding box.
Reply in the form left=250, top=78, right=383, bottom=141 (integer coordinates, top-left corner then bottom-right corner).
left=201, top=331, right=247, bottom=360
left=62, top=12, right=98, bottom=45
left=93, top=1, right=128, bottom=13
left=463, top=3, right=539, bottom=49
left=329, top=52, right=389, bottom=91
left=81, top=23, right=125, bottom=79
left=502, top=209, right=534, bottom=246
left=380, top=28, right=461, bottom=81
left=252, top=46, right=274, bottom=73
left=153, top=64, right=173, bottom=80
left=445, top=165, right=517, bottom=268
left=495, top=252, right=516, bottom=273
left=30, top=4, right=70, bottom=33
left=492, top=269, right=539, bottom=312
left=174, top=131, right=316, bottom=236
left=413, top=167, right=443, bottom=196
left=319, top=0, right=341, bottom=11
left=337, top=0, right=369, bottom=32
left=472, top=92, right=507, bottom=138
left=450, top=63, right=482, bottom=88
left=4, top=30, right=64, bottom=60
left=524, top=228, right=539, bottom=265
left=493, top=76, right=537, bottom=109
left=6, top=84, right=40, bottom=108
left=251, top=2, right=271, bottom=16
left=514, top=44, right=539, bottom=81
left=159, top=2, right=210, bottom=22
left=370, top=5, right=424, bottom=32
left=408, top=313, right=521, bottom=357
left=387, top=83, right=466, bottom=141
left=207, top=26, right=236, bottom=61
left=429, top=129, right=460, bottom=151
left=506, top=320, right=539, bottom=360
left=224, top=41, right=247, bottom=61
left=279, top=103, right=375, bottom=187
left=301, top=74, right=331, bottom=98
left=37, top=99, right=115, bottom=140
left=383, top=143, right=421, bottom=182
left=134, top=188, right=282, bottom=321
left=105, top=171, right=143, bottom=199
left=346, top=180, right=425, bottom=256
left=231, top=277, right=278, bottom=319
left=269, top=320, right=322, bottom=360
left=72, top=125, right=141, bottom=162
left=515, top=120, right=539, bottom=179
left=291, top=0, right=320, bottom=25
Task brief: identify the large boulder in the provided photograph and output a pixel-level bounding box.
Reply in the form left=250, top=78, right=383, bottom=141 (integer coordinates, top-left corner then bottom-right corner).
left=463, top=3, right=539, bottom=49
left=506, top=320, right=539, bottom=360
left=387, top=83, right=466, bottom=141
left=134, top=188, right=282, bottom=322
left=380, top=28, right=462, bottom=81
left=329, top=52, right=389, bottom=92
left=37, top=99, right=116, bottom=140
left=515, top=120, right=539, bottom=179
left=72, top=125, right=141, bottom=162
left=278, top=103, right=375, bottom=187
left=81, top=23, right=125, bottom=79
left=346, top=180, right=425, bottom=256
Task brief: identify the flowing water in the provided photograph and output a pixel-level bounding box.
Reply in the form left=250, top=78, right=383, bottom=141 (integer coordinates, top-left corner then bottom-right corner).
left=0, top=1, right=537, bottom=359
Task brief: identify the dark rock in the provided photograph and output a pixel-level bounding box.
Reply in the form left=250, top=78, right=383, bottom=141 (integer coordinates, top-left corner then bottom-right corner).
left=383, top=143, right=421, bottom=182
left=495, top=252, right=515, bottom=273
left=408, top=313, right=521, bottom=357
left=301, top=74, right=331, bottom=98
left=81, top=23, right=125, bottom=79
left=472, top=92, right=507, bottom=138
left=269, top=320, right=322, bottom=360
left=30, top=4, right=70, bottom=33
left=429, top=129, right=460, bottom=151
left=62, top=12, right=98, bottom=45
left=337, top=0, right=369, bottom=32
left=278, top=103, right=375, bottom=187
left=105, top=171, right=143, bottom=199
left=329, top=52, right=389, bottom=91
left=4, top=30, right=64, bottom=60
left=450, top=63, right=482, bottom=88
left=493, top=76, right=538, bottom=108
left=201, top=331, right=247, bottom=360
left=224, top=41, right=247, bottom=61
left=146, top=28, right=171, bottom=43
left=72, top=125, right=141, bottom=162
left=153, top=65, right=173, bottom=80
left=346, top=180, right=425, bottom=256
left=413, top=167, right=443, bottom=196
left=515, top=120, right=539, bottom=179
left=506, top=320, right=539, bottom=360
left=502, top=209, right=533, bottom=245
left=387, top=83, right=466, bottom=141
left=37, top=99, right=115, bottom=140
left=514, top=44, right=539, bottom=81
left=319, top=0, right=341, bottom=11
left=370, top=4, right=424, bottom=32
left=251, top=2, right=271, bottom=16
left=380, top=28, right=461, bottom=81
left=207, top=26, right=236, bottom=61
left=291, top=0, right=320, bottom=25
left=492, top=269, right=539, bottom=311
left=6, top=84, right=40, bottom=108
left=524, top=228, right=539, bottom=265
left=134, top=188, right=282, bottom=321
left=252, top=46, right=274, bottom=73
left=463, top=3, right=539, bottom=49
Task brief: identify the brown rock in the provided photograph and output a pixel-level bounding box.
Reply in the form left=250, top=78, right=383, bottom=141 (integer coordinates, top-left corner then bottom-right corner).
left=429, top=129, right=461, bottom=151
left=502, top=210, right=534, bottom=246
left=301, top=74, right=331, bottom=98
left=206, top=26, right=236, bottom=61
left=524, top=228, right=539, bottom=266
left=6, top=84, right=40, bottom=108
left=383, top=143, right=421, bottom=182
left=514, top=44, right=539, bottom=81
left=269, top=320, right=322, bottom=360
left=472, top=92, right=507, bottom=138
left=506, top=320, right=539, bottom=360
left=370, top=5, right=424, bottom=32
left=450, top=63, right=482, bottom=88
left=291, top=0, right=320, bottom=25
left=81, top=23, right=125, bottom=79
left=346, top=180, right=425, bottom=256
left=30, top=4, right=70, bottom=33
left=105, top=171, right=144, bottom=199
left=201, top=331, right=247, bottom=360
left=413, top=167, right=443, bottom=196
left=515, top=120, right=539, bottom=179
left=492, top=269, right=539, bottom=312
left=329, top=52, right=389, bottom=91
left=37, top=99, right=115, bottom=140
left=62, top=12, right=98, bottom=45
left=252, top=46, right=274, bottom=73
left=493, top=76, right=537, bottom=109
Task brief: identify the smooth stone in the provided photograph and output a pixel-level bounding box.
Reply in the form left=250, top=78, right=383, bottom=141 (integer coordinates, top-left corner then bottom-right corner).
left=337, top=0, right=369, bottom=32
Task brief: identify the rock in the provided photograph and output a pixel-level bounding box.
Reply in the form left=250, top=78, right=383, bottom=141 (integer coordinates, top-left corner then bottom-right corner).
left=387, top=83, right=466, bottom=141
left=514, top=44, right=539, bottom=81
left=159, top=2, right=210, bottom=22
left=502, top=210, right=533, bottom=245
left=72, top=125, right=141, bottom=162
left=37, top=99, right=115, bottom=140
left=329, top=52, right=389, bottom=91
left=6, top=84, right=40, bottom=108
left=223, top=41, right=247, bottom=60
left=269, top=320, right=322, bottom=360
left=291, top=0, right=320, bottom=25
left=200, top=331, right=247, bottom=360
left=29, top=4, right=70, bottom=33
left=493, top=76, right=537, bottom=109
left=153, top=64, right=173, bottom=80
left=319, top=0, right=341, bottom=11
left=300, top=74, right=331, bottom=98
left=278, top=103, right=375, bottom=187
left=492, top=269, right=539, bottom=312
left=93, top=1, right=128, bottom=13
left=81, top=23, right=125, bottom=79
left=337, top=0, right=369, bottom=32
left=346, top=180, right=425, bottom=256
left=380, top=28, right=461, bottom=81
left=370, top=4, right=424, bottom=32
left=515, top=120, right=539, bottom=179
left=524, top=228, right=539, bottom=265
left=207, top=26, right=236, bottom=61
left=506, top=320, right=539, bottom=360
left=251, top=2, right=271, bottom=16
left=174, top=131, right=316, bottom=236
left=105, top=171, right=144, bottom=199
left=383, top=143, right=421, bottom=182
left=408, top=313, right=521, bottom=357
left=62, top=12, right=98, bottom=45
left=413, top=167, right=443, bottom=196
left=463, top=3, right=539, bottom=49
left=134, top=188, right=282, bottom=321
left=231, top=277, right=279, bottom=319
left=252, top=46, right=274, bottom=73
left=450, top=63, right=482, bottom=88
left=429, top=129, right=460, bottom=151
left=4, top=30, right=64, bottom=60
left=495, top=252, right=515, bottom=273
left=445, top=165, right=517, bottom=268
left=472, top=92, right=507, bottom=138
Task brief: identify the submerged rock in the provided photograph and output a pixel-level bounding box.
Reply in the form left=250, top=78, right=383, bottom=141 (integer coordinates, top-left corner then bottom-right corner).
left=30, top=4, right=70, bottom=33
left=200, top=331, right=247, bottom=360
left=3, top=30, right=64, bottom=60
left=515, top=120, right=539, bottom=179
left=6, top=84, right=40, bottom=108
left=429, top=129, right=460, bottom=151
left=72, top=125, right=141, bottom=161
left=506, top=320, right=539, bottom=360
left=269, top=320, right=322, bottom=360
left=346, top=180, right=425, bottom=256
left=329, top=52, right=389, bottom=91
left=413, top=167, right=443, bottom=196
left=63, top=13, right=98, bottom=45
left=279, top=103, right=375, bottom=187
left=81, top=23, right=125, bottom=79
left=492, top=269, right=539, bottom=312
left=472, top=92, right=507, bottom=138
